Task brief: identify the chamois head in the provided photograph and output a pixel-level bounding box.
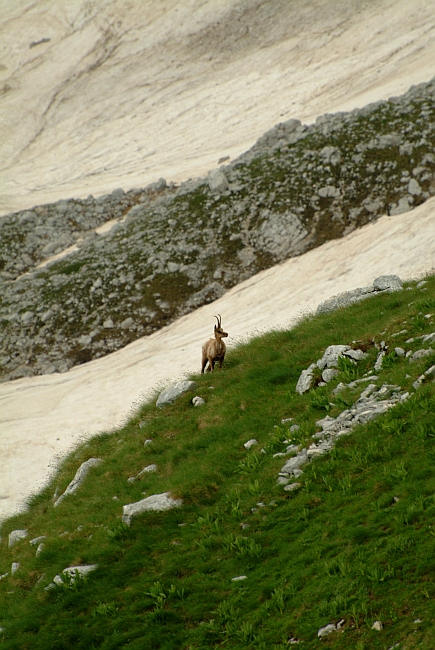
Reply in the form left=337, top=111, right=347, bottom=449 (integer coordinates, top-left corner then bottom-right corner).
left=214, top=314, right=228, bottom=338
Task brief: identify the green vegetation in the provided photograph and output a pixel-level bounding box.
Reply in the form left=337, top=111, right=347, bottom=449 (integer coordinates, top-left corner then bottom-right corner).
left=1, top=275, right=435, bottom=648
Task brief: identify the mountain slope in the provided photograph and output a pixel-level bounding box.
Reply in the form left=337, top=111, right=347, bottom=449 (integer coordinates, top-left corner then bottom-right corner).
left=1, top=273, right=435, bottom=648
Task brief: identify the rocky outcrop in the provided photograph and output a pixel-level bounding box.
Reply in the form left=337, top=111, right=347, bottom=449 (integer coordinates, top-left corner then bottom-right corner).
left=316, top=275, right=403, bottom=314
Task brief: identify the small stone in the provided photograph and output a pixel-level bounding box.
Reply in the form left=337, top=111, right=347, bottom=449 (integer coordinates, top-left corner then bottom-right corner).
left=395, top=347, right=405, bottom=357
left=120, top=317, right=134, bottom=329
left=244, top=439, right=257, bottom=450
left=318, top=623, right=336, bottom=637
left=36, top=543, right=45, bottom=556
left=8, top=530, right=28, bottom=547
left=371, top=620, right=383, bottom=631
left=192, top=396, right=205, bottom=407
left=322, top=368, right=339, bottom=383
left=143, top=439, right=153, bottom=446
left=29, top=535, right=47, bottom=546
left=11, top=562, right=20, bottom=575
left=231, top=575, right=247, bottom=581
left=54, top=458, right=103, bottom=507
left=283, top=482, right=301, bottom=492
left=343, top=348, right=367, bottom=361
left=374, top=350, right=385, bottom=370
left=408, top=178, right=422, bottom=196
left=156, top=380, right=197, bottom=407
left=296, top=364, right=316, bottom=394
left=103, top=318, right=114, bottom=329
left=136, top=464, right=157, bottom=477
left=409, top=349, right=434, bottom=363
left=122, top=492, right=182, bottom=525
left=62, top=564, right=98, bottom=583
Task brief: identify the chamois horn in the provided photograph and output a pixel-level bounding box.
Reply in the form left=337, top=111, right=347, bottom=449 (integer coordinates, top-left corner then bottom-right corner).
left=214, top=314, right=221, bottom=327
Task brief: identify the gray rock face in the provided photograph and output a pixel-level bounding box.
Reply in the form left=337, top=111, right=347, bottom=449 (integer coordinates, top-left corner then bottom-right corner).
left=54, top=458, right=103, bottom=507
left=156, top=381, right=197, bottom=407
left=122, top=492, right=182, bottom=525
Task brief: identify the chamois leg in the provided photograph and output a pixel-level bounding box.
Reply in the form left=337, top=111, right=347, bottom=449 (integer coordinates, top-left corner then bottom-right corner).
left=201, top=354, right=208, bottom=374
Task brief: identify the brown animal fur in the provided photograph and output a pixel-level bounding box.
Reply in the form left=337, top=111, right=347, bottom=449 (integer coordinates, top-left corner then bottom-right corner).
left=201, top=315, right=228, bottom=373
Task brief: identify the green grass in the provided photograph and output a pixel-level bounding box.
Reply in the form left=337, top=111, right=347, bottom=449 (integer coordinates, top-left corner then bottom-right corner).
left=1, top=275, right=435, bottom=648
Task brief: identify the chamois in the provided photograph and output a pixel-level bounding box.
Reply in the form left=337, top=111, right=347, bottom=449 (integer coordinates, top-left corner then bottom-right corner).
left=201, top=315, right=228, bottom=373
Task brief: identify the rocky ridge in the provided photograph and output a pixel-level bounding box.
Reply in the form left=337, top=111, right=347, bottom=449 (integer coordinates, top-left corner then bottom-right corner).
left=2, top=79, right=435, bottom=382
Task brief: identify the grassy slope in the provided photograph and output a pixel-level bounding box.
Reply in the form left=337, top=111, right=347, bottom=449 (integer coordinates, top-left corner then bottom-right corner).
left=1, top=275, right=435, bottom=649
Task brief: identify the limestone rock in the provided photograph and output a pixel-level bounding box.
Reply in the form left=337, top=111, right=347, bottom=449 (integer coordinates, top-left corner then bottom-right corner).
left=122, top=492, right=182, bottom=525
left=318, top=623, right=336, bottom=637
left=208, top=169, right=229, bottom=193
left=343, top=349, right=367, bottom=362
left=316, top=276, right=402, bottom=314
left=296, top=363, right=316, bottom=394
left=128, top=464, right=157, bottom=482
left=283, top=482, right=301, bottom=492
left=257, top=211, right=308, bottom=259
left=29, top=535, right=47, bottom=546
left=156, top=380, right=197, bottom=407
left=8, top=529, right=28, bottom=547
left=317, top=345, right=351, bottom=369
left=281, top=450, right=308, bottom=474
left=409, top=348, right=434, bottom=363
left=47, top=564, right=99, bottom=590
left=54, top=458, right=103, bottom=507
left=373, top=275, right=403, bottom=292
left=371, top=621, right=383, bottom=631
